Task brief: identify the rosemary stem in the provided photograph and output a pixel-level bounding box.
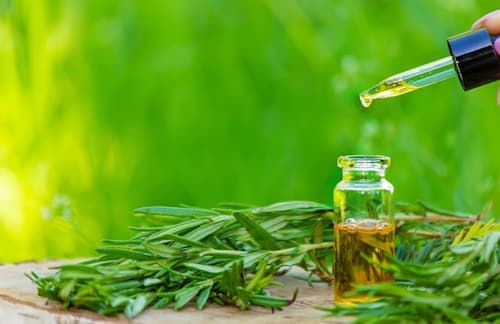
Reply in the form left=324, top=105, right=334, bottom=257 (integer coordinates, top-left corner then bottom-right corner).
left=395, top=213, right=477, bottom=224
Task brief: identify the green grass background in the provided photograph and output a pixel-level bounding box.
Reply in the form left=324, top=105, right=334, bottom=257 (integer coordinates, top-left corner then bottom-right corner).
left=0, top=0, right=499, bottom=261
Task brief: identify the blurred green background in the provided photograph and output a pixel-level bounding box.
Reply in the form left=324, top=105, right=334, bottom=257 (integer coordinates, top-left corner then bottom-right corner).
left=0, top=0, right=499, bottom=261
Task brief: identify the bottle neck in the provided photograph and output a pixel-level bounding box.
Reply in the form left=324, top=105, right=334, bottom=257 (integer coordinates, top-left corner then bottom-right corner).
left=342, top=168, right=385, bottom=181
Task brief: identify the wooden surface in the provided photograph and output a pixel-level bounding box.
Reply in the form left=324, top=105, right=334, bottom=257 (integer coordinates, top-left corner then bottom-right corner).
left=0, top=260, right=351, bottom=323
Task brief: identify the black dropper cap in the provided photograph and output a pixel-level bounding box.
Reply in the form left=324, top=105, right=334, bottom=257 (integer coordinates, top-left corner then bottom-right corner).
left=447, top=28, right=500, bottom=91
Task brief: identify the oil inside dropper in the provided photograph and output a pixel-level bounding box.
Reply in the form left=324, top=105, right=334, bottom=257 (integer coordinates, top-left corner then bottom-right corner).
left=360, top=56, right=456, bottom=107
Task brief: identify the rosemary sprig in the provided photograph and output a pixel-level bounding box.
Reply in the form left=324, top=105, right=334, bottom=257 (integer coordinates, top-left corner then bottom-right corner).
left=28, top=201, right=334, bottom=317
left=28, top=200, right=498, bottom=320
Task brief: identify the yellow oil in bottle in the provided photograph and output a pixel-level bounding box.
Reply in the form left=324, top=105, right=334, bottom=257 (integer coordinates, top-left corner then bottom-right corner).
left=333, top=219, right=395, bottom=303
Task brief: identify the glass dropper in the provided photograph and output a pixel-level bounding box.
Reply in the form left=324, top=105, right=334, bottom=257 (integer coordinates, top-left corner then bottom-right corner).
left=359, top=56, right=456, bottom=108
left=359, top=28, right=500, bottom=108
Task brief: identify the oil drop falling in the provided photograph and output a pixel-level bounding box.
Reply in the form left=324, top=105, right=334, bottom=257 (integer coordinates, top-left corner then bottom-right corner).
left=359, top=93, right=372, bottom=108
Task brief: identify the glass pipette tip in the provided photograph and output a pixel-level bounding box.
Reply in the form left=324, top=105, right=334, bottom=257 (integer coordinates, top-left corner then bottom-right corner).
left=360, top=56, right=456, bottom=108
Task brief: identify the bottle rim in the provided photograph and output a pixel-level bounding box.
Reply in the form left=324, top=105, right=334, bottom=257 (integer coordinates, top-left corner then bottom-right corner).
left=337, top=155, right=390, bottom=169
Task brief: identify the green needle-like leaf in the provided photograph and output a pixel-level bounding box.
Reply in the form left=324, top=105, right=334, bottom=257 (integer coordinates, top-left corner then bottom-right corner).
left=233, top=212, right=280, bottom=250
left=159, top=233, right=206, bottom=247
left=175, top=286, right=201, bottom=311
left=144, top=243, right=180, bottom=258
left=134, top=206, right=219, bottom=217
left=125, top=294, right=153, bottom=318
left=184, top=263, right=225, bottom=274
left=196, top=285, right=212, bottom=310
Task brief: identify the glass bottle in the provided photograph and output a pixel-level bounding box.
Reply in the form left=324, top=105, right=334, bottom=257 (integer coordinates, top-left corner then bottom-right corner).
left=333, top=155, right=395, bottom=303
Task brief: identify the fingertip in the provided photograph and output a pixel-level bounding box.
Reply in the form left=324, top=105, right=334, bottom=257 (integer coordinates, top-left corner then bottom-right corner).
left=484, top=11, right=500, bottom=34
left=471, top=10, right=500, bottom=31
left=497, top=83, right=500, bottom=108
left=471, top=19, right=485, bottom=30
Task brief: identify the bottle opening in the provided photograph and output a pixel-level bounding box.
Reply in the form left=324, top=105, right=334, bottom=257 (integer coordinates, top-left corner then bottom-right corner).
left=337, top=155, right=390, bottom=170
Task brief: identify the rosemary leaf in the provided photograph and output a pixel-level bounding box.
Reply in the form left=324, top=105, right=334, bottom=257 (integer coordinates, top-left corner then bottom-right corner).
left=233, top=212, right=280, bottom=250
